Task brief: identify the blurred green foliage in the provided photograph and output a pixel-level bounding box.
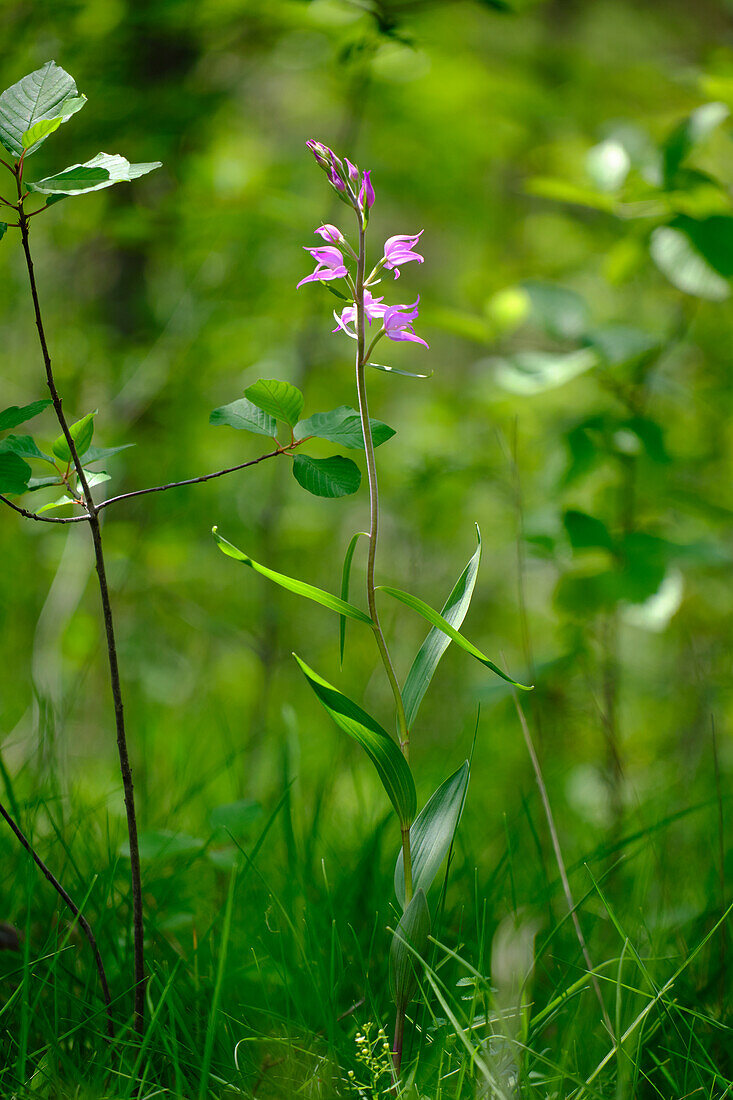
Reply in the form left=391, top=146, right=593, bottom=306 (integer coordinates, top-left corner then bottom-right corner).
left=0, top=0, right=731, bottom=1094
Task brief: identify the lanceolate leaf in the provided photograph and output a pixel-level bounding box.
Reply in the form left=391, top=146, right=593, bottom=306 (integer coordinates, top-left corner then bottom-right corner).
left=293, top=653, right=416, bottom=826
left=213, top=529, right=372, bottom=624
left=377, top=585, right=532, bottom=690
left=0, top=452, right=31, bottom=495
left=0, top=399, right=51, bottom=432
left=294, top=406, right=395, bottom=450
left=209, top=398, right=277, bottom=437
left=82, top=443, right=135, bottom=465
left=403, top=527, right=482, bottom=728
left=368, top=362, right=431, bottom=379
left=0, top=62, right=81, bottom=158
left=292, top=454, right=361, bottom=498
left=340, top=531, right=368, bottom=667
left=52, top=410, right=96, bottom=463
left=244, top=379, right=304, bottom=427
left=395, top=762, right=470, bottom=909
left=27, top=153, right=161, bottom=196
left=390, top=889, right=431, bottom=1009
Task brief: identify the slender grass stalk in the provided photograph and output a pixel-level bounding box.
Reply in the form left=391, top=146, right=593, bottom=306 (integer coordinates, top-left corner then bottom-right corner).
left=15, top=157, right=146, bottom=1034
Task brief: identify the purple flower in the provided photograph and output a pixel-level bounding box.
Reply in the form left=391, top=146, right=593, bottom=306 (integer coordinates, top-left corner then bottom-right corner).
left=332, top=290, right=388, bottom=338
left=328, top=166, right=345, bottom=193
left=306, top=140, right=332, bottom=170
left=314, top=224, right=345, bottom=245
left=383, top=232, right=424, bottom=279
left=297, top=246, right=348, bottom=289
left=383, top=297, right=428, bottom=348
left=345, top=158, right=360, bottom=183
left=358, top=170, right=375, bottom=211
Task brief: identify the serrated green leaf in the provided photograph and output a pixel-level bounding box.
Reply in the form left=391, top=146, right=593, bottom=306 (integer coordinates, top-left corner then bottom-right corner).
left=209, top=398, right=277, bottom=437
left=0, top=399, right=51, bottom=432
left=292, top=454, right=361, bottom=498
left=213, top=528, right=372, bottom=624
left=390, top=889, right=430, bottom=1008
left=294, top=406, right=395, bottom=450
left=244, top=378, right=304, bottom=427
left=395, top=762, right=469, bottom=909
left=403, top=528, right=482, bottom=729
left=0, top=62, right=78, bottom=158
left=0, top=434, right=52, bottom=462
left=339, top=531, right=368, bottom=667
left=377, top=585, right=532, bottom=690
left=0, top=452, right=31, bottom=494
left=27, top=153, right=161, bottom=196
left=293, top=653, right=416, bottom=825
left=52, top=410, right=96, bottom=463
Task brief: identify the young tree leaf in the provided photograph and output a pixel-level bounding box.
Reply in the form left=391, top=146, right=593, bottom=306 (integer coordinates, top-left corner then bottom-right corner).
left=82, top=443, right=135, bottom=465
left=390, top=889, right=431, bottom=1008
left=0, top=452, right=31, bottom=494
left=402, top=527, right=482, bottom=729
left=294, top=406, right=395, bottom=450
left=244, top=379, right=304, bottom=427
left=21, top=96, right=86, bottom=155
left=26, top=475, right=63, bottom=492
left=292, top=454, right=361, bottom=498
left=394, top=762, right=470, bottom=909
left=377, top=585, right=532, bottom=690
left=0, top=434, right=52, bottom=462
left=213, top=528, right=372, bottom=624
left=209, top=398, right=277, bottom=437
left=52, top=410, right=96, bottom=462
left=0, top=61, right=80, bottom=158
left=37, top=494, right=75, bottom=513
left=27, top=153, right=161, bottom=196
left=83, top=470, right=111, bottom=489
left=293, top=653, right=416, bottom=826
left=0, top=399, right=51, bottom=432
left=339, top=531, right=368, bottom=668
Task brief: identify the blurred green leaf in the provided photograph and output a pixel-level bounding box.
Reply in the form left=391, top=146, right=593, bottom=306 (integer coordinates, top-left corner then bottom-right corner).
left=213, top=529, right=372, bottom=624
left=522, top=281, right=589, bottom=341
left=650, top=226, right=729, bottom=300
left=0, top=61, right=80, bottom=158
left=339, top=531, right=368, bottom=667
left=209, top=398, right=277, bottom=437
left=0, top=400, right=51, bottom=432
left=663, top=102, right=729, bottom=185
left=492, top=349, right=597, bottom=396
left=584, top=325, right=661, bottom=367
left=120, top=830, right=204, bottom=862
left=402, top=527, right=482, bottom=729
left=27, top=153, right=161, bottom=196
left=52, top=411, right=96, bottom=463
left=209, top=800, right=262, bottom=837
left=0, top=452, right=31, bottom=494
left=294, top=406, right=395, bottom=449
left=563, top=510, right=615, bottom=552
left=293, top=653, right=416, bottom=826
left=292, top=454, right=361, bottom=498
left=0, top=223, right=6, bottom=241
left=244, top=378, right=304, bottom=427
left=671, top=215, right=733, bottom=278
left=525, top=176, right=617, bottom=213
left=390, top=888, right=430, bottom=1008
left=377, top=584, right=531, bottom=689
left=395, top=761, right=469, bottom=909
left=586, top=140, right=630, bottom=193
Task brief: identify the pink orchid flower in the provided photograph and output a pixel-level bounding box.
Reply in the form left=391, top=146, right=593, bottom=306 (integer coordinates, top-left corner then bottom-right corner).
left=358, top=169, right=375, bottom=211
left=297, top=246, right=348, bottom=289
left=332, top=290, right=388, bottom=339
left=383, top=232, right=424, bottom=279
left=383, top=297, right=429, bottom=348
left=314, top=224, right=345, bottom=245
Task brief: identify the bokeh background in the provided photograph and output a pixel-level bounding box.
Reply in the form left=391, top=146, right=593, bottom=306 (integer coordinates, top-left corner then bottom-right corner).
left=1, top=0, right=731, bottom=1093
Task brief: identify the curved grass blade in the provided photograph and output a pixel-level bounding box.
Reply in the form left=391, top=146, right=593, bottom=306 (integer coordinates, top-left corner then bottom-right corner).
left=395, top=761, right=470, bottom=909
left=293, top=653, right=416, bottom=826
left=340, top=531, right=368, bottom=667
left=390, top=888, right=431, bottom=1008
left=403, top=526, right=482, bottom=728
left=368, top=362, right=432, bottom=379
left=213, top=529, right=372, bottom=625
left=377, top=584, right=532, bottom=690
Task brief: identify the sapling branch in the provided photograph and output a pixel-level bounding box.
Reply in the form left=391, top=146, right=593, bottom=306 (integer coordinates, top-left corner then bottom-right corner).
left=0, top=800, right=114, bottom=1039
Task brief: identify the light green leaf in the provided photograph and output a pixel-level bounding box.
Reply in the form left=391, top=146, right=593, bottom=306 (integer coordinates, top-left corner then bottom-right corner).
left=27, top=153, right=162, bottom=196
left=293, top=653, right=416, bottom=826
left=0, top=452, right=31, bottom=495
left=395, top=762, right=470, bottom=909
left=82, top=443, right=135, bottom=465
left=209, top=398, right=277, bottom=437
left=390, top=889, right=430, bottom=1008
left=83, top=470, right=111, bottom=489
left=0, top=61, right=78, bottom=158
left=368, top=362, right=431, bottom=379
left=491, top=348, right=598, bottom=395
left=650, top=226, right=729, bottom=301
left=0, top=434, right=52, bottom=462
left=292, top=454, right=361, bottom=498
left=26, top=475, right=63, bottom=492
left=339, top=531, right=368, bottom=668
left=663, top=102, right=729, bottom=183
left=37, top=495, right=75, bottom=513
left=585, top=140, right=630, bottom=193
left=403, top=528, right=482, bottom=729
left=294, top=406, right=395, bottom=450
left=377, top=585, right=532, bottom=690
left=0, top=399, right=51, bottom=432
left=21, top=96, right=86, bottom=154
left=244, top=378, right=304, bottom=427
left=52, top=410, right=96, bottom=463
left=212, top=528, right=372, bottom=624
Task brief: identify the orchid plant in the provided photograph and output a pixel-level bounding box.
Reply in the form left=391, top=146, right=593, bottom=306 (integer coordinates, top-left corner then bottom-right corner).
left=214, top=141, right=530, bottom=1081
